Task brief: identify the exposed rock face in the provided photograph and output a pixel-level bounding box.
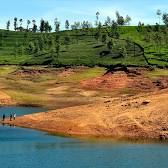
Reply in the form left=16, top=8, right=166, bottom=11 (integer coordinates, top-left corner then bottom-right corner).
left=81, top=70, right=168, bottom=91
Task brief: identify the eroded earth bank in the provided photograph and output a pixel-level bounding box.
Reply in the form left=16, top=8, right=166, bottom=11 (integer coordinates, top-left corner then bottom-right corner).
left=1, top=66, right=168, bottom=140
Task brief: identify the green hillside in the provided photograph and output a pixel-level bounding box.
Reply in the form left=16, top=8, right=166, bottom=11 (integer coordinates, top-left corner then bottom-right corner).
left=0, top=26, right=168, bottom=67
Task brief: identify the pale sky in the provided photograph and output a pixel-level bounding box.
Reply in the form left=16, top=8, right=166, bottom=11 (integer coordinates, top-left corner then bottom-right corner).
left=0, top=0, right=168, bottom=29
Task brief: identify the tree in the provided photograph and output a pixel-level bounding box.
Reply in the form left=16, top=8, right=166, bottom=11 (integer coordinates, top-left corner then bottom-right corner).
left=104, top=16, right=111, bottom=26
left=27, top=20, right=31, bottom=30
left=156, top=9, right=162, bottom=24
left=162, top=13, right=168, bottom=26
left=85, top=21, right=92, bottom=29
left=71, top=22, right=80, bottom=43
left=137, top=21, right=144, bottom=32
left=44, top=21, right=50, bottom=32
left=115, top=11, right=120, bottom=19
left=65, top=20, right=70, bottom=30
left=95, top=12, right=100, bottom=26
left=18, top=19, right=23, bottom=31
left=6, top=20, right=10, bottom=30
left=81, top=21, right=92, bottom=31
left=95, top=22, right=102, bottom=43
left=117, top=18, right=124, bottom=26
left=48, top=25, right=52, bottom=32
left=54, top=18, right=60, bottom=32
left=14, top=17, right=18, bottom=31
left=116, top=11, right=125, bottom=26
left=125, top=15, right=131, bottom=25
left=32, top=20, right=37, bottom=32
left=19, top=19, right=23, bottom=27
left=106, top=20, right=119, bottom=39
left=40, top=19, right=45, bottom=33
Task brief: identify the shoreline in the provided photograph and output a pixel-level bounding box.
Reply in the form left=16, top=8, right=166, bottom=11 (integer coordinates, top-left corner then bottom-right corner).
left=0, top=66, right=167, bottom=141
left=2, top=122, right=168, bottom=145
left=2, top=88, right=168, bottom=141
left=0, top=119, right=162, bottom=141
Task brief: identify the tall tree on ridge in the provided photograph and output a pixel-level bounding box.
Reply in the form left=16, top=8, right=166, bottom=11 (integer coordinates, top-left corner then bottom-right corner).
left=54, top=18, right=60, bottom=32
left=32, top=20, right=37, bottom=32
left=95, top=21, right=102, bottom=43
left=6, top=20, right=10, bottom=30
left=95, top=12, right=102, bottom=43
left=48, top=25, right=52, bottom=32
left=162, top=13, right=168, bottom=26
left=27, top=20, right=31, bottom=30
left=95, top=12, right=100, bottom=26
left=40, top=19, right=45, bottom=33
left=19, top=19, right=23, bottom=27
left=14, top=17, right=18, bottom=31
left=44, top=21, right=50, bottom=32
left=125, top=15, right=131, bottom=25
left=116, top=11, right=125, bottom=25
left=104, top=16, right=111, bottom=26
left=65, top=20, right=70, bottom=30
left=156, top=9, right=162, bottom=24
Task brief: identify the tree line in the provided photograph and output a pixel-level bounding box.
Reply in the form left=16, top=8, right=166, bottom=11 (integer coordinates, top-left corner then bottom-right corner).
left=5, top=11, right=131, bottom=33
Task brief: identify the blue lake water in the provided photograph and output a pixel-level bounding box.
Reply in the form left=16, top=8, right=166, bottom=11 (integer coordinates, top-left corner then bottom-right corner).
left=0, top=107, right=168, bottom=168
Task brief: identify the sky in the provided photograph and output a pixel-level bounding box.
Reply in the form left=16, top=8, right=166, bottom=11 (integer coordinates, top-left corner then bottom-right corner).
left=0, top=0, right=168, bottom=29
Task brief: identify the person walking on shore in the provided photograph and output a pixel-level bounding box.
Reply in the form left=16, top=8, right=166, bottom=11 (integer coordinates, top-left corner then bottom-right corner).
left=13, top=112, right=16, bottom=120
left=10, top=114, right=12, bottom=121
left=2, top=114, right=5, bottom=121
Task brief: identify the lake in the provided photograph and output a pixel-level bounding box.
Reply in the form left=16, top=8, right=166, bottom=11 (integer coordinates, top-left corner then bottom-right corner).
left=0, top=107, right=168, bottom=168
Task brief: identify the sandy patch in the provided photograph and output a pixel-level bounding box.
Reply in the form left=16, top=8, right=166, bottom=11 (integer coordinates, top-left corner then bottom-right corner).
left=46, top=86, right=70, bottom=95
left=78, top=90, right=98, bottom=97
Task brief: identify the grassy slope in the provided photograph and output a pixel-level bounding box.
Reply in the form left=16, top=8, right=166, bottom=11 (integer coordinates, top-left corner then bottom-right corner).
left=0, top=66, right=107, bottom=107
left=0, top=27, right=167, bottom=67
left=120, top=26, right=168, bottom=67
left=0, top=65, right=168, bottom=108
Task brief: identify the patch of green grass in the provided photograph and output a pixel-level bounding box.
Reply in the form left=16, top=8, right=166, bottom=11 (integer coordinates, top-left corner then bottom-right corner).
left=0, top=66, right=18, bottom=75
left=5, top=90, right=51, bottom=106
left=61, top=67, right=106, bottom=82
left=146, top=69, right=168, bottom=79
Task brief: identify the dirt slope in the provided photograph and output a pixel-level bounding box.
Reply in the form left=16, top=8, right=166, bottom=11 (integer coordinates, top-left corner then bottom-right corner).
left=5, top=88, right=168, bottom=140
left=0, top=91, right=14, bottom=105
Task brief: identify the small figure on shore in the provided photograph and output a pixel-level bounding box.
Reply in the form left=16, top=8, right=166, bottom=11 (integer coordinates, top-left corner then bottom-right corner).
left=13, top=112, right=16, bottom=120
left=10, top=114, right=12, bottom=121
left=2, top=114, right=5, bottom=121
